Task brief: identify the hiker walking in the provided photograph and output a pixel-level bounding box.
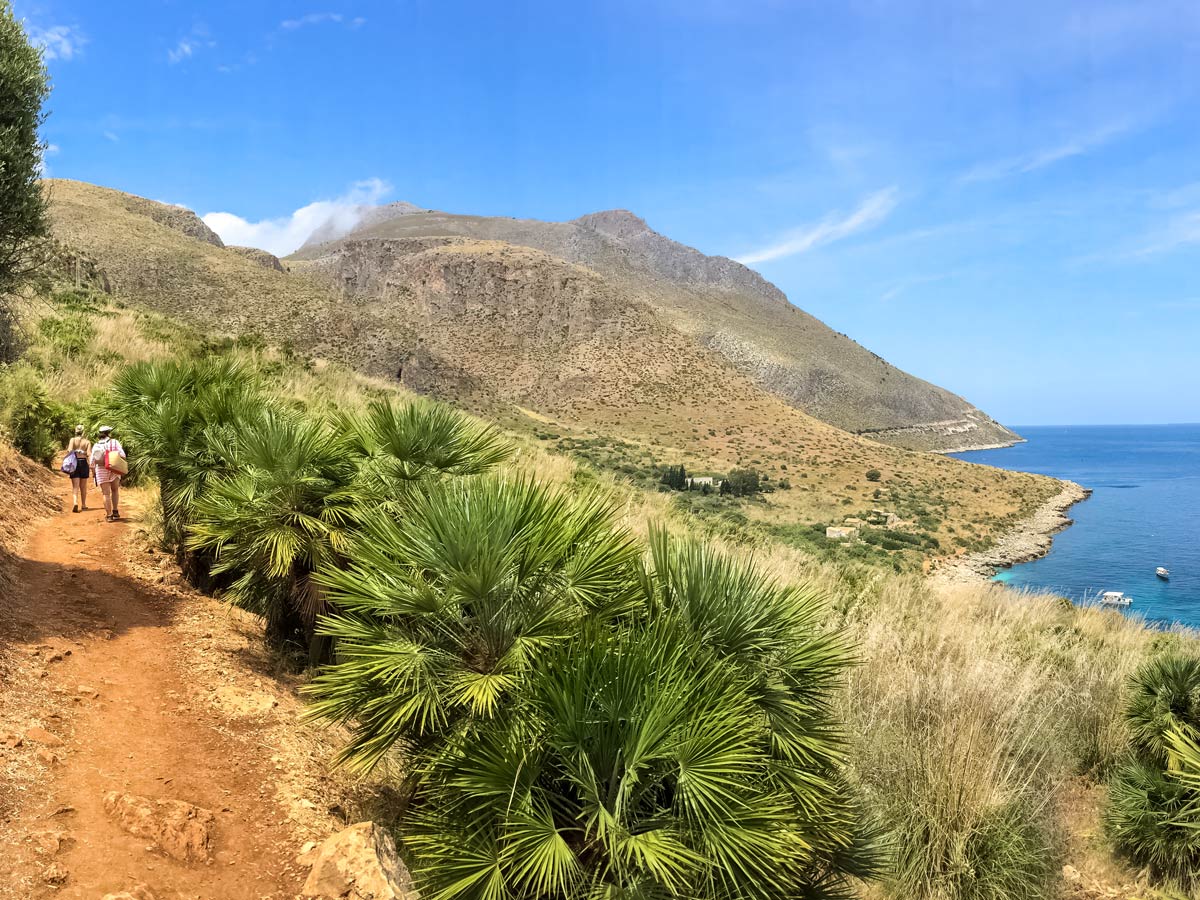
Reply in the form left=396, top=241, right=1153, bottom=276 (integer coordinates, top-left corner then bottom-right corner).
left=91, top=425, right=127, bottom=522
left=63, top=425, right=91, bottom=513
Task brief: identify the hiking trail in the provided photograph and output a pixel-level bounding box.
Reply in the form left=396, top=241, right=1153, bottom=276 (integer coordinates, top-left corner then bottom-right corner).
left=0, top=481, right=316, bottom=899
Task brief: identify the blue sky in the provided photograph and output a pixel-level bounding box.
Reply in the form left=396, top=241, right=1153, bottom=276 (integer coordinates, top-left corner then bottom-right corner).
left=17, top=0, right=1200, bottom=426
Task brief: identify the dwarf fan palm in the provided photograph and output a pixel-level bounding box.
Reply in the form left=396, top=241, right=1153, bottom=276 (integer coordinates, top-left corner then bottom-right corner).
left=186, top=396, right=511, bottom=652
left=106, top=357, right=262, bottom=579
left=1106, top=655, right=1200, bottom=885
left=306, top=477, right=878, bottom=898
left=186, top=407, right=358, bottom=647
left=305, top=473, right=643, bottom=771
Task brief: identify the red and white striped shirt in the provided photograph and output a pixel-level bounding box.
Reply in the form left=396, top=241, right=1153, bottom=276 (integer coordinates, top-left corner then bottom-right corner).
left=91, top=438, right=126, bottom=485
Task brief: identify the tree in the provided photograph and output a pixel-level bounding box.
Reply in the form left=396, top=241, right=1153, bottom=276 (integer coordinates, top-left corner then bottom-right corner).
left=0, top=3, right=51, bottom=307
left=723, top=468, right=761, bottom=497
left=659, top=463, right=688, bottom=491
left=865, top=469, right=882, bottom=483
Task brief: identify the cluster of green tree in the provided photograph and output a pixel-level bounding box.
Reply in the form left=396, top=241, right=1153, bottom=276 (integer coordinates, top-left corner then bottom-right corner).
left=102, top=355, right=881, bottom=899
left=1105, top=654, right=1200, bottom=887
left=0, top=2, right=50, bottom=358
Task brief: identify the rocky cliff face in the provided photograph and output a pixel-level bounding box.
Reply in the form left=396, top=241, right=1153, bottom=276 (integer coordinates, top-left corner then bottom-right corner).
left=296, top=206, right=1019, bottom=451
left=226, top=246, right=284, bottom=272
left=571, top=209, right=787, bottom=305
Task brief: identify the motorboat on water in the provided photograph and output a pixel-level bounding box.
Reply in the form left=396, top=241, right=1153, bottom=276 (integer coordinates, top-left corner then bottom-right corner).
left=1157, top=567, right=1170, bottom=579
left=1099, top=591, right=1133, bottom=607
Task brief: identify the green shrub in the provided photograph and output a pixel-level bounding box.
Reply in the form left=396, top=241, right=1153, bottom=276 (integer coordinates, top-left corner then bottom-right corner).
left=37, top=311, right=95, bottom=359
left=1105, top=655, right=1200, bottom=885
left=866, top=469, right=882, bottom=482
left=0, top=364, right=75, bottom=463
left=305, top=485, right=880, bottom=899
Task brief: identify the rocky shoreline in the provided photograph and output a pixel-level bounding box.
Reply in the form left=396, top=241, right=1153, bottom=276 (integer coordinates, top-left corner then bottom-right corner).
left=934, top=437, right=1025, bottom=454
left=932, top=480, right=1092, bottom=585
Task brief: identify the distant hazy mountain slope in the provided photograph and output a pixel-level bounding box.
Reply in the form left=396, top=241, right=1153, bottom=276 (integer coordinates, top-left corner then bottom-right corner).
left=295, top=206, right=1017, bottom=451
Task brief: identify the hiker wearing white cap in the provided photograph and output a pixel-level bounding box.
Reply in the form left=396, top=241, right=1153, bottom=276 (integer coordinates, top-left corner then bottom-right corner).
left=64, top=424, right=92, bottom=512
left=90, top=425, right=127, bottom=522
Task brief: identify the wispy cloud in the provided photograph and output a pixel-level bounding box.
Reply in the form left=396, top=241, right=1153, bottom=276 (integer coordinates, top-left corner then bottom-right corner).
left=167, top=24, right=215, bottom=64
left=959, top=121, right=1133, bottom=184
left=168, top=39, right=196, bottom=63
left=103, top=131, right=119, bottom=143
left=280, top=12, right=366, bottom=30
left=1132, top=210, right=1200, bottom=258
left=24, top=23, right=87, bottom=61
left=878, top=271, right=964, bottom=303
left=736, top=187, right=900, bottom=266
left=202, top=177, right=392, bottom=256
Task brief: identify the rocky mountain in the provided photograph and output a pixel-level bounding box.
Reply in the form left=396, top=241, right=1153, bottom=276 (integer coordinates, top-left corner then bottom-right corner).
left=298, top=201, right=425, bottom=250
left=38, top=178, right=1056, bottom=554
left=293, top=205, right=1018, bottom=451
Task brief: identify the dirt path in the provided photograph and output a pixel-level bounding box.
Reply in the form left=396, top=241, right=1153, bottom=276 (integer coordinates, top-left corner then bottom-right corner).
left=0, top=483, right=306, bottom=898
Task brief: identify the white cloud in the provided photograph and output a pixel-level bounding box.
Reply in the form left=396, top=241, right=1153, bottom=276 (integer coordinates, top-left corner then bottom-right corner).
left=736, top=188, right=900, bottom=266
left=960, top=121, right=1133, bottom=184
left=168, top=39, right=196, bottom=63
left=281, top=12, right=344, bottom=29
left=202, top=178, right=393, bottom=256
left=103, top=131, right=119, bottom=142
left=25, top=23, right=87, bottom=61
left=36, top=142, right=60, bottom=176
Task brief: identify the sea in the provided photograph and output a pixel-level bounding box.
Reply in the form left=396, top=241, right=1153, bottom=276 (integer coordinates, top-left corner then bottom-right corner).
left=950, top=425, right=1200, bottom=629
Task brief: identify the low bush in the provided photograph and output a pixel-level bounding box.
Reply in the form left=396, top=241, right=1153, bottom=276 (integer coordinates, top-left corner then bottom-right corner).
left=1105, top=654, right=1200, bottom=886
left=304, top=487, right=881, bottom=899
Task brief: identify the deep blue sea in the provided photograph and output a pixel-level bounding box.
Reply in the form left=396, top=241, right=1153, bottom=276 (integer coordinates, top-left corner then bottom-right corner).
left=950, top=425, right=1200, bottom=629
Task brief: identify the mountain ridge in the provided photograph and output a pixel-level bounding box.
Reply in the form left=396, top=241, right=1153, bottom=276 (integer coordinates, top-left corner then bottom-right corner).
left=292, top=201, right=1018, bottom=451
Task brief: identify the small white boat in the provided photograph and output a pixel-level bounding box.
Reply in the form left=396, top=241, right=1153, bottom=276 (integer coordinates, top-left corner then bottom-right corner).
left=1099, top=591, right=1133, bottom=607
left=1157, top=567, right=1170, bottom=579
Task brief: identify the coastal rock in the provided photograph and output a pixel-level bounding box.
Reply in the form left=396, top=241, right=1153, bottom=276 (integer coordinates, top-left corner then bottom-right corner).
left=301, top=821, right=415, bottom=899
left=102, top=791, right=215, bottom=862
left=932, top=481, right=1091, bottom=585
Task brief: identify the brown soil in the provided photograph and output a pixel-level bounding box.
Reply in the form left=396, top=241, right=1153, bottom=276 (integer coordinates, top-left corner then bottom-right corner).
left=0, top=482, right=311, bottom=898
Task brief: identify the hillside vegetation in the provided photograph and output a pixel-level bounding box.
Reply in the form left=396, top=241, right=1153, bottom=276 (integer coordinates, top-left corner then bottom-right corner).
left=2, top=283, right=1194, bottom=900
left=41, top=179, right=1058, bottom=568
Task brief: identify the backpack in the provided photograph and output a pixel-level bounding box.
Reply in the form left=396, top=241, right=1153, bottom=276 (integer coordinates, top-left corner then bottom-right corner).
left=60, top=453, right=77, bottom=475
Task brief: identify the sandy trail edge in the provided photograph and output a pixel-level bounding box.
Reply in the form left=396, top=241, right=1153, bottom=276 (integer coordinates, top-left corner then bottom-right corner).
left=0, top=483, right=307, bottom=899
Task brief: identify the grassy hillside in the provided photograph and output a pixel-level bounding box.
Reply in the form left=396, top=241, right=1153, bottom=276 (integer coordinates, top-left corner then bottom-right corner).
left=1, top=282, right=1186, bottom=900
left=41, top=179, right=1060, bottom=568
left=294, top=206, right=1019, bottom=450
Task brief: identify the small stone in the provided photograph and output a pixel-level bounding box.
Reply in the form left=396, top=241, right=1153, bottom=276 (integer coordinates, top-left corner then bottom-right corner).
left=2, top=733, right=21, bottom=749
left=76, top=684, right=99, bottom=698
left=300, top=822, right=415, bottom=899
left=36, top=748, right=61, bottom=766
left=103, top=791, right=216, bottom=863
left=101, top=885, right=157, bottom=900
left=42, top=862, right=68, bottom=885
left=1062, top=864, right=1081, bottom=882
left=25, top=726, right=64, bottom=747
left=31, top=830, right=74, bottom=855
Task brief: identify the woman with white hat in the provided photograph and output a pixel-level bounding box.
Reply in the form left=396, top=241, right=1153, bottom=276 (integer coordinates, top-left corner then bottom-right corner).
left=91, top=425, right=127, bottom=522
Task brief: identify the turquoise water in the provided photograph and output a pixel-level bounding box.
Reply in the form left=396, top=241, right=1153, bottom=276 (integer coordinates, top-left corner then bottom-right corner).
left=950, top=425, right=1200, bottom=629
